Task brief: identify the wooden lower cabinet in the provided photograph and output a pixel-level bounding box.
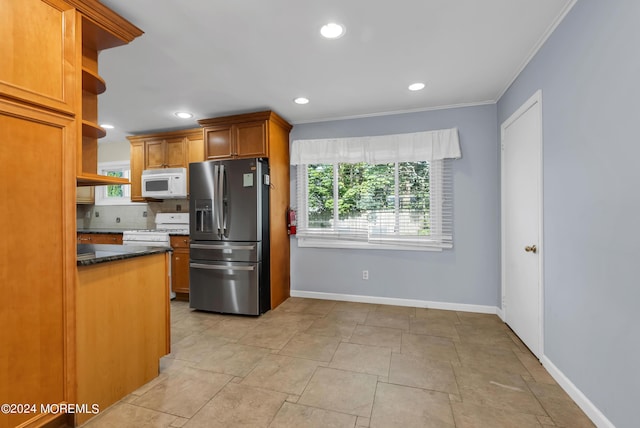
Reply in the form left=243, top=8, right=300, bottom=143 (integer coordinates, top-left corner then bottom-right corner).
left=76, top=253, right=170, bottom=425
left=77, top=232, right=123, bottom=245
left=170, top=235, right=190, bottom=294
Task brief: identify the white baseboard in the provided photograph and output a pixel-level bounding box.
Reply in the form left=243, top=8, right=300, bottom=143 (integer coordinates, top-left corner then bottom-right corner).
left=541, top=356, right=614, bottom=428
left=290, top=290, right=498, bottom=314
left=496, top=306, right=505, bottom=321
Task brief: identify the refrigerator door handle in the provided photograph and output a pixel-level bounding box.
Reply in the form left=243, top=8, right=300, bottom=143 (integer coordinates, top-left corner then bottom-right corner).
left=190, top=243, right=256, bottom=250
left=214, top=164, right=222, bottom=236
left=190, top=262, right=255, bottom=271
left=217, top=164, right=225, bottom=237
left=221, top=164, right=229, bottom=237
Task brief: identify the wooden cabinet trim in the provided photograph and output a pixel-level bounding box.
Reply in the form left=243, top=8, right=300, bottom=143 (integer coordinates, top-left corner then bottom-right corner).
left=198, top=110, right=292, bottom=131
left=65, top=0, right=143, bottom=48
left=128, top=127, right=202, bottom=143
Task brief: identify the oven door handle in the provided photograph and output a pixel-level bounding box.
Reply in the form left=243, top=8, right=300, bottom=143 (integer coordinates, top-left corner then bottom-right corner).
left=190, top=243, right=256, bottom=251
left=190, top=263, right=255, bottom=271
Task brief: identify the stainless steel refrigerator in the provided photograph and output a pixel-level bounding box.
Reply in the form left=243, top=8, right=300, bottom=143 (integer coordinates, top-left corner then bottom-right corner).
left=188, top=158, right=270, bottom=315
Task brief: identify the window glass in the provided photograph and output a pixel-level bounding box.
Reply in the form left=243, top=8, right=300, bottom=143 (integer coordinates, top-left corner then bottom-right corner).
left=301, top=160, right=443, bottom=248
left=307, top=164, right=333, bottom=229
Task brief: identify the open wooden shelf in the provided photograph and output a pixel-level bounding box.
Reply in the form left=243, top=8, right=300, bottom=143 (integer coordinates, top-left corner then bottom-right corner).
left=82, top=120, right=106, bottom=139
left=77, top=173, right=130, bottom=187
left=82, top=67, right=106, bottom=94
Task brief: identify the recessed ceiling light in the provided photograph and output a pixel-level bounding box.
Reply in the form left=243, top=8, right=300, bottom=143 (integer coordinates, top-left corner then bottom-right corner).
left=293, top=97, right=310, bottom=105
left=408, top=82, right=426, bottom=91
left=100, top=124, right=115, bottom=129
left=320, top=22, right=345, bottom=39
left=174, top=112, right=193, bottom=119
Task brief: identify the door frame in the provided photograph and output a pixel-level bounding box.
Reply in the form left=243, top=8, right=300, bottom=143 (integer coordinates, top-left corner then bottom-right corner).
left=500, top=89, right=544, bottom=358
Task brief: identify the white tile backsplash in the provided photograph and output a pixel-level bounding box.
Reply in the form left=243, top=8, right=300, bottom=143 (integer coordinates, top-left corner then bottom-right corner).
left=76, top=199, right=189, bottom=230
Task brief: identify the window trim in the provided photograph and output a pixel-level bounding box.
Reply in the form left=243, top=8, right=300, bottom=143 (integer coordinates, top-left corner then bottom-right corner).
left=94, top=161, right=146, bottom=206
left=296, top=159, right=451, bottom=251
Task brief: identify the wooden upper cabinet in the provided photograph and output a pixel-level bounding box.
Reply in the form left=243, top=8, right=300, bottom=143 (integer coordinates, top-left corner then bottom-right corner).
left=236, top=121, right=267, bottom=158
left=0, top=0, right=76, bottom=114
left=129, top=128, right=204, bottom=199
left=204, top=126, right=234, bottom=160
left=145, top=139, right=168, bottom=169
left=203, top=120, right=267, bottom=160
left=130, top=140, right=145, bottom=202
left=204, top=121, right=266, bottom=160
left=144, top=137, right=188, bottom=169
left=188, top=132, right=205, bottom=164
left=166, top=137, right=188, bottom=167
left=201, top=113, right=274, bottom=161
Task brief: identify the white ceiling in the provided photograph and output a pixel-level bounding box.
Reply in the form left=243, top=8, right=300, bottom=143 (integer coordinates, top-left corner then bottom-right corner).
left=97, top=0, right=575, bottom=143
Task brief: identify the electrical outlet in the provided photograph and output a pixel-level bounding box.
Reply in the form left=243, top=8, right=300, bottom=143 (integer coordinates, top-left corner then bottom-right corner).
left=142, top=211, right=147, bottom=218
left=176, top=204, right=182, bottom=211
left=362, top=270, right=369, bottom=280
left=95, top=211, right=99, bottom=217
left=85, top=211, right=91, bottom=219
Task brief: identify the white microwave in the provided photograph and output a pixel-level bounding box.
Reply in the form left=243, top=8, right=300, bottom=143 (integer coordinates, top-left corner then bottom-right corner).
left=141, top=168, right=187, bottom=199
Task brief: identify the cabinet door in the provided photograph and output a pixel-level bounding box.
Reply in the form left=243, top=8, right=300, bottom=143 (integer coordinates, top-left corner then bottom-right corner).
left=1, top=99, right=75, bottom=428
left=145, top=139, right=166, bottom=169
left=188, top=135, right=205, bottom=164
left=205, top=126, right=234, bottom=160
left=187, top=134, right=205, bottom=195
left=170, top=236, right=190, bottom=294
left=130, top=141, right=145, bottom=202
left=77, top=186, right=95, bottom=204
left=165, top=137, right=187, bottom=168
left=235, top=121, right=267, bottom=158
left=0, top=0, right=76, bottom=114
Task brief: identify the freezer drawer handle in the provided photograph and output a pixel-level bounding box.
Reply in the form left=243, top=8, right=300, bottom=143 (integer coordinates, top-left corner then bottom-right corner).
left=190, top=244, right=256, bottom=250
left=190, top=262, right=255, bottom=271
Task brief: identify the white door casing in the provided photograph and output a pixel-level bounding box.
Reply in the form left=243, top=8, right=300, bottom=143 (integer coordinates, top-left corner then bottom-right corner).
left=501, top=90, right=544, bottom=358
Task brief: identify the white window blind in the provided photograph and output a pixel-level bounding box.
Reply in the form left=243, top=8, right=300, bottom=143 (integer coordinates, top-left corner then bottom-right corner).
left=292, top=128, right=460, bottom=250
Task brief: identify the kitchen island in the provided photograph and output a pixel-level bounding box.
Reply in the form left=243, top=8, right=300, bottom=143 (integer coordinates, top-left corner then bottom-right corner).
left=76, top=244, right=171, bottom=425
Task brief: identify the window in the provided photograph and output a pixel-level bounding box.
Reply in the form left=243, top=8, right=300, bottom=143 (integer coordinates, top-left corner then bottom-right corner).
left=291, top=129, right=460, bottom=251
left=95, top=161, right=142, bottom=206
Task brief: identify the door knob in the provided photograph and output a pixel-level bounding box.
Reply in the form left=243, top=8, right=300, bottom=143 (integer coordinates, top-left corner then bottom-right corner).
left=525, top=245, right=537, bottom=253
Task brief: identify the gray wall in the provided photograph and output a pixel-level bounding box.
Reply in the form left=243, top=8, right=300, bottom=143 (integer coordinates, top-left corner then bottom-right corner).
left=290, top=104, right=500, bottom=306
left=497, top=0, right=640, bottom=426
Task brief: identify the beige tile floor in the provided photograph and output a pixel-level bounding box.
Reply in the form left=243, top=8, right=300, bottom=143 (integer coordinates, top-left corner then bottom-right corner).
left=82, top=298, right=595, bottom=427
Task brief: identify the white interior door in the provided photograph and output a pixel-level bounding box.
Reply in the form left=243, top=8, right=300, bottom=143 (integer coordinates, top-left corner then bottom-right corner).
left=501, top=90, right=543, bottom=358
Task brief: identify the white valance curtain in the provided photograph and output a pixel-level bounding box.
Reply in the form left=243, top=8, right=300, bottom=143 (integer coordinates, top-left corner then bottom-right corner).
left=290, top=128, right=461, bottom=165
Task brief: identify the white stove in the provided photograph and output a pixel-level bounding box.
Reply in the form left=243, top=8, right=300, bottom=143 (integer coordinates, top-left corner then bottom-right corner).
left=122, top=213, right=189, bottom=247
left=122, top=213, right=190, bottom=300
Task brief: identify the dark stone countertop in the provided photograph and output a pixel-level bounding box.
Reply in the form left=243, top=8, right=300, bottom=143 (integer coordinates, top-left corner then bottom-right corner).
left=77, top=229, right=189, bottom=236
left=77, top=229, right=128, bottom=234
left=77, top=244, right=170, bottom=266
